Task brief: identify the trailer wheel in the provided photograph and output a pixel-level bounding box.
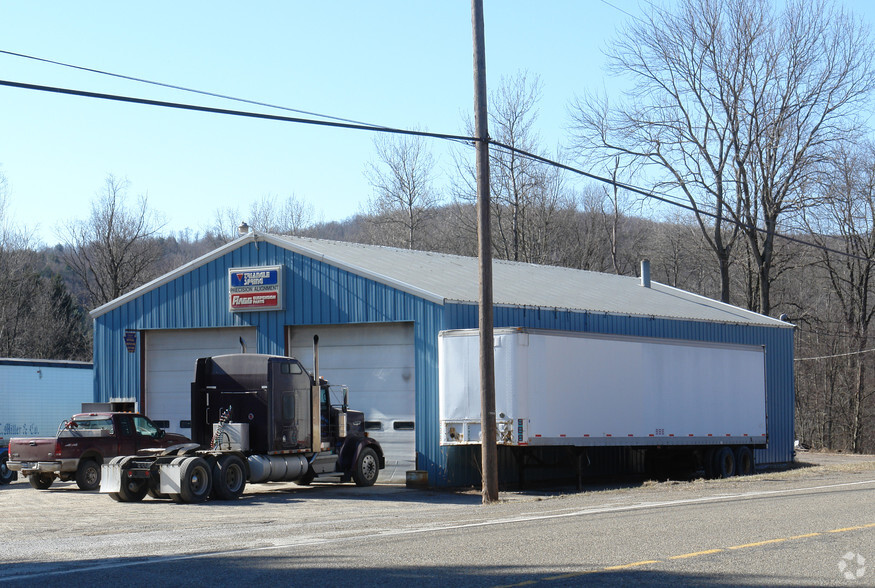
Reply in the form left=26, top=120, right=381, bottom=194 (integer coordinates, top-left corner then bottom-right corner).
left=29, top=473, right=54, bottom=490
left=178, top=457, right=212, bottom=503
left=0, top=454, right=16, bottom=484
left=713, top=446, right=736, bottom=478
left=352, top=447, right=379, bottom=487
left=734, top=446, right=754, bottom=476
left=75, top=459, right=101, bottom=491
left=702, top=448, right=716, bottom=479
left=211, top=455, right=246, bottom=500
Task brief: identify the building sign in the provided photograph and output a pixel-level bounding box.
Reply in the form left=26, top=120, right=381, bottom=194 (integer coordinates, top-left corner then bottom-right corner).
left=229, top=266, right=284, bottom=312
left=124, top=331, right=137, bottom=353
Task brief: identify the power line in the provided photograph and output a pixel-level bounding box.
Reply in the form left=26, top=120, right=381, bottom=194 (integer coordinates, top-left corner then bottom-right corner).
left=0, top=79, right=474, bottom=144
left=0, top=76, right=870, bottom=265
left=795, top=347, right=875, bottom=362
left=0, top=49, right=387, bottom=130
left=488, top=139, right=873, bottom=264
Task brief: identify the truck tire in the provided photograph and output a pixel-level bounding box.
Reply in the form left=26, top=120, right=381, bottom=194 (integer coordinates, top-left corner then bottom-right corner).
left=296, top=468, right=316, bottom=486
left=29, top=473, right=54, bottom=490
left=734, top=446, right=754, bottom=476
left=211, top=454, right=246, bottom=500
left=111, top=478, right=149, bottom=502
left=0, top=454, right=16, bottom=484
left=713, top=446, right=736, bottom=478
left=75, top=459, right=101, bottom=491
left=178, top=456, right=212, bottom=503
left=352, top=447, right=379, bottom=487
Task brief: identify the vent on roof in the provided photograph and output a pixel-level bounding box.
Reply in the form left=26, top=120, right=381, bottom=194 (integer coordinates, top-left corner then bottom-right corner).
left=640, top=259, right=651, bottom=288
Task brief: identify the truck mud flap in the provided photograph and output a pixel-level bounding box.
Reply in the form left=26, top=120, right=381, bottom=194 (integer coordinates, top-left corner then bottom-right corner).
left=159, top=463, right=183, bottom=495
left=99, top=464, right=122, bottom=493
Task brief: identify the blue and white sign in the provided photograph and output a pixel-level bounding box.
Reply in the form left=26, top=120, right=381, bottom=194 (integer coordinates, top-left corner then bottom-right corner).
left=229, top=266, right=284, bottom=312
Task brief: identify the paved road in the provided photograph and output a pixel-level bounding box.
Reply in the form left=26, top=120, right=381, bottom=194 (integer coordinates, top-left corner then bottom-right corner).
left=1, top=453, right=873, bottom=586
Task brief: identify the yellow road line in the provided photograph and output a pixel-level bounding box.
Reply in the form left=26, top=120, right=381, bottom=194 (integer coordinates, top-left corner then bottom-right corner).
left=669, top=548, right=724, bottom=559
left=603, top=560, right=661, bottom=570
left=828, top=522, right=875, bottom=533
left=493, top=523, right=874, bottom=588
left=727, top=537, right=788, bottom=550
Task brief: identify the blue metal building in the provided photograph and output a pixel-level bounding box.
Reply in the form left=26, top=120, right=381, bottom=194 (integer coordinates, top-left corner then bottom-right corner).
left=91, top=232, right=794, bottom=486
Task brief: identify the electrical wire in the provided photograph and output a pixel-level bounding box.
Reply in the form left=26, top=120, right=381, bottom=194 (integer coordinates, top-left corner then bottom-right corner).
left=0, top=49, right=387, bottom=130
left=0, top=79, right=474, bottom=144
left=795, top=347, right=875, bottom=362
left=0, top=76, right=869, bottom=265
left=488, top=139, right=873, bottom=263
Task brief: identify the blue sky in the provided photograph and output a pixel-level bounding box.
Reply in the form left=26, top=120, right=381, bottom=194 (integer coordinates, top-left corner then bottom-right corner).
left=0, top=1, right=872, bottom=245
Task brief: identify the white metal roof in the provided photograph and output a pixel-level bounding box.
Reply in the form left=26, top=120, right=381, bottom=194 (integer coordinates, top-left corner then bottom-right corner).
left=271, top=234, right=788, bottom=327
left=92, top=231, right=790, bottom=328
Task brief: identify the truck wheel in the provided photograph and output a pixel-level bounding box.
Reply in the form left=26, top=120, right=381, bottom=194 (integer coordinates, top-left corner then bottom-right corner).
left=352, top=447, right=379, bottom=487
left=112, top=478, right=148, bottom=502
left=29, top=473, right=54, bottom=490
left=734, top=446, right=754, bottom=475
left=0, top=454, right=16, bottom=484
left=178, top=456, right=212, bottom=503
left=211, top=455, right=246, bottom=500
left=75, top=459, right=101, bottom=491
left=296, top=468, right=315, bottom=486
left=713, top=446, right=736, bottom=478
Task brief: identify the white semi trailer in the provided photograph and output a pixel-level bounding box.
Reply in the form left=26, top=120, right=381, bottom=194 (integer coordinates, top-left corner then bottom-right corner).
left=439, top=328, right=767, bottom=479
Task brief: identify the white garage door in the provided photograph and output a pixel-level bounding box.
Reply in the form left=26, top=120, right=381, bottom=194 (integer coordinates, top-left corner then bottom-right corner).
left=145, top=327, right=257, bottom=436
left=288, top=323, right=415, bottom=483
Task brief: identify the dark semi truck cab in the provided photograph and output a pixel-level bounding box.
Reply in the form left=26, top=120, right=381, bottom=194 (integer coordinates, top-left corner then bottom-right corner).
left=101, top=345, right=385, bottom=503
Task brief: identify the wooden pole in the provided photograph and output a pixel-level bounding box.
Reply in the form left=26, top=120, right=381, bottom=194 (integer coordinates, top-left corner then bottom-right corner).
left=471, top=0, right=498, bottom=504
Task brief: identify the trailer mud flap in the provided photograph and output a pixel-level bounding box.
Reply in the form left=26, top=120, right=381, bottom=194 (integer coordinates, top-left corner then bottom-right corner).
left=99, top=464, right=122, bottom=493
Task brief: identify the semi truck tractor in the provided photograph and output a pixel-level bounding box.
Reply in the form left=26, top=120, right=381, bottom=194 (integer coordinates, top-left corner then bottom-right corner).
left=100, top=337, right=385, bottom=503
left=439, top=328, right=768, bottom=480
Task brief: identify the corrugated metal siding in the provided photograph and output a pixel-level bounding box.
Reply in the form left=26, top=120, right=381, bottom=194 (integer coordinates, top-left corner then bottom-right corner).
left=95, top=240, right=793, bottom=489
left=441, top=303, right=794, bottom=484
left=93, top=241, right=449, bottom=484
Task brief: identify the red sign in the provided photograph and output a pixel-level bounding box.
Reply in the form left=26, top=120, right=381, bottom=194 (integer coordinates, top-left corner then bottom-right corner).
left=230, top=291, right=279, bottom=310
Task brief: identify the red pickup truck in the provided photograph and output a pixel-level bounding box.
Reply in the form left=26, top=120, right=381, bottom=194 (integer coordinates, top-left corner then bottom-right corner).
left=7, top=413, right=190, bottom=491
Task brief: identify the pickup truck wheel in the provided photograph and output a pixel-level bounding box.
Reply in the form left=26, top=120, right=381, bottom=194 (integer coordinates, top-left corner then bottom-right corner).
left=29, top=473, right=54, bottom=490
left=211, top=455, right=246, bottom=500
left=352, top=447, right=379, bottom=487
left=75, top=459, right=101, bottom=491
left=0, top=454, right=16, bottom=484
left=178, top=457, right=212, bottom=503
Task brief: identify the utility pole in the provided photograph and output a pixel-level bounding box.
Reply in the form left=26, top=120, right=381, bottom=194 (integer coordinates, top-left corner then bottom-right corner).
left=471, top=0, right=498, bottom=504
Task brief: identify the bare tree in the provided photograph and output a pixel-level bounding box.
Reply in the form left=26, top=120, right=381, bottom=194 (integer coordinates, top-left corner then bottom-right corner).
left=570, top=0, right=875, bottom=314
left=802, top=143, right=875, bottom=452
left=364, top=133, right=441, bottom=250
left=211, top=194, right=315, bottom=242
left=59, top=175, right=166, bottom=308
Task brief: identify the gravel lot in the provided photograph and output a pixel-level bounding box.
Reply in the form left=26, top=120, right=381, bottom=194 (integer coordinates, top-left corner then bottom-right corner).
left=1, top=451, right=872, bottom=587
